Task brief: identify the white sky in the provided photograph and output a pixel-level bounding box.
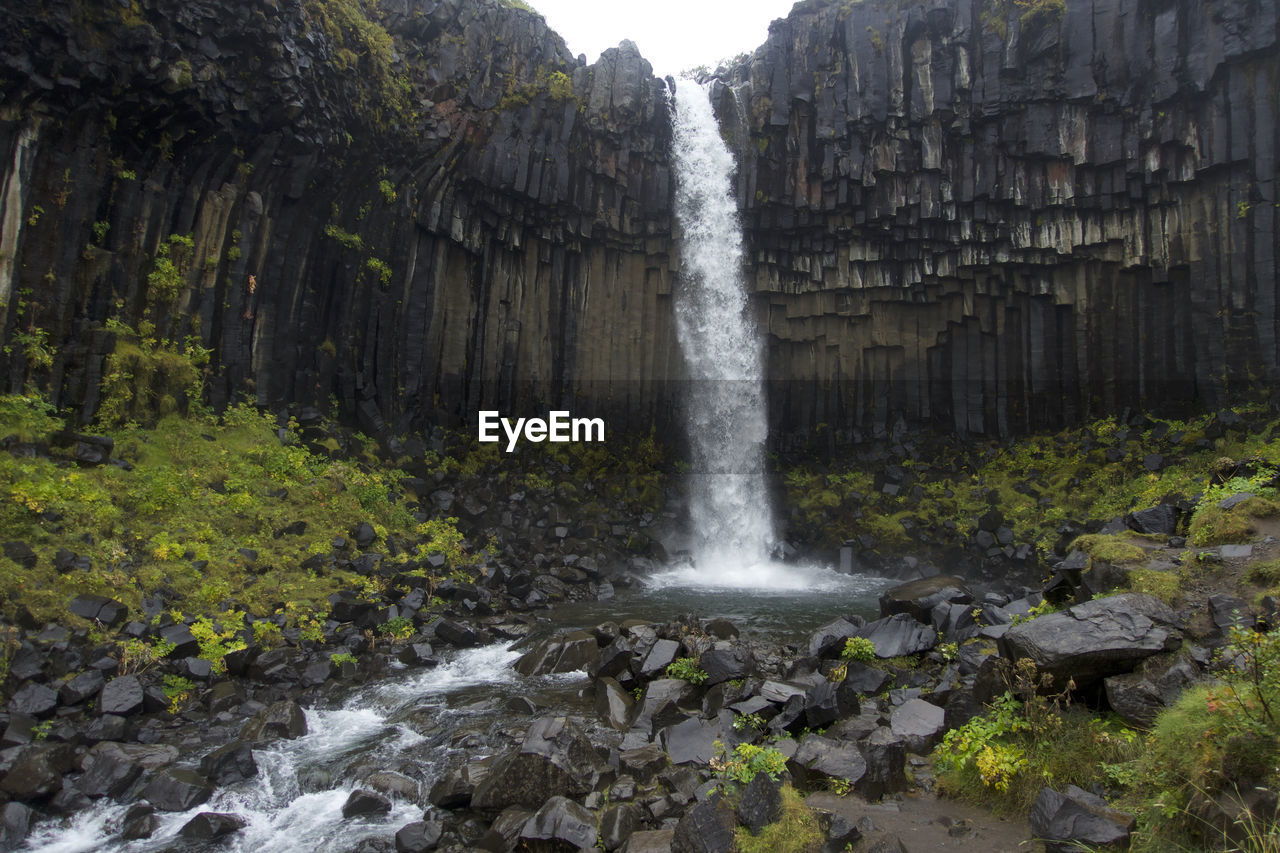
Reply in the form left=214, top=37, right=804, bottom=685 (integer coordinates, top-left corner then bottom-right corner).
left=528, top=0, right=799, bottom=78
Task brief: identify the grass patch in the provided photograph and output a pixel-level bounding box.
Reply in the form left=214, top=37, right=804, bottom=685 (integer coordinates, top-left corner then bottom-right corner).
left=735, top=785, right=824, bottom=853
left=0, top=396, right=468, bottom=626
left=1127, top=569, right=1182, bottom=606
left=1189, top=505, right=1259, bottom=546
left=1073, top=533, right=1149, bottom=565
left=1247, top=559, right=1280, bottom=586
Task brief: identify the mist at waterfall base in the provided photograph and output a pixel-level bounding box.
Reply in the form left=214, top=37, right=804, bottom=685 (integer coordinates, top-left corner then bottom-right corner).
left=655, top=81, right=865, bottom=595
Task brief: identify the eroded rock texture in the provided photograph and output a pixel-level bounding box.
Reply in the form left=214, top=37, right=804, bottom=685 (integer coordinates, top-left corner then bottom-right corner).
left=0, top=0, right=676, bottom=434
left=721, top=0, right=1280, bottom=439
left=0, top=0, right=1277, bottom=440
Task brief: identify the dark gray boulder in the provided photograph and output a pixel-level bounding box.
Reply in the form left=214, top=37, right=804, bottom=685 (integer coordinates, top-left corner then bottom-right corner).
left=879, top=575, right=972, bottom=623
left=514, top=630, right=600, bottom=676
left=788, top=734, right=867, bottom=792
left=808, top=618, right=864, bottom=658
left=240, top=699, right=308, bottom=741
left=178, top=812, right=248, bottom=840
left=198, top=741, right=258, bottom=786
left=141, top=768, right=213, bottom=812
left=98, top=676, right=144, bottom=717
left=7, top=683, right=57, bottom=718
left=856, top=613, right=938, bottom=658
left=394, top=820, right=443, bottom=852
left=470, top=717, right=605, bottom=810
left=699, top=647, right=754, bottom=686
left=671, top=794, right=736, bottom=853
left=889, top=698, right=947, bottom=753
left=857, top=726, right=908, bottom=799
left=518, top=795, right=597, bottom=850
left=594, top=677, right=635, bottom=731
left=736, top=772, right=782, bottom=834
left=0, top=744, right=72, bottom=800
left=599, top=803, right=643, bottom=852
left=342, top=789, right=391, bottom=819
left=58, top=670, right=106, bottom=706
left=1029, top=785, right=1135, bottom=852
left=1126, top=505, right=1179, bottom=536
left=1000, top=593, right=1182, bottom=688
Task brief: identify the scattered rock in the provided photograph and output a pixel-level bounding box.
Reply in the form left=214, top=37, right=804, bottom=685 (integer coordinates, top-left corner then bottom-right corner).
left=177, top=812, right=248, bottom=840
left=342, top=789, right=392, bottom=819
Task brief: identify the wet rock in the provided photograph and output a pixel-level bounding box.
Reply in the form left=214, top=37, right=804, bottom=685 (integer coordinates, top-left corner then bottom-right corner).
left=68, top=594, right=127, bottom=627
left=789, top=734, right=867, bottom=792
left=671, top=794, right=736, bottom=853
left=427, top=761, right=489, bottom=809
left=858, top=727, right=908, bottom=799
left=699, top=647, right=754, bottom=686
left=1126, top=505, right=1179, bottom=536
left=889, top=698, right=947, bottom=753
left=394, top=820, right=443, bottom=852
left=638, top=638, right=680, bottom=678
left=7, top=683, right=57, bottom=718
left=398, top=643, right=439, bottom=667
left=476, top=806, right=535, bottom=851
left=342, top=788, right=392, bottom=819
left=1, top=744, right=72, bottom=800
left=1208, top=593, right=1255, bottom=632
left=1000, top=593, right=1182, bottom=688
left=471, top=716, right=605, bottom=810
left=660, top=715, right=724, bottom=765
left=820, top=813, right=862, bottom=853
left=595, top=677, right=635, bottom=731
left=141, top=768, right=214, bottom=812
left=515, top=630, right=600, bottom=676
left=839, top=662, right=890, bottom=696
left=0, top=801, right=32, bottom=850
left=1030, top=785, right=1135, bottom=851
left=121, top=812, right=159, bottom=840
left=803, top=680, right=860, bottom=729
left=519, top=795, right=597, bottom=850
left=736, top=772, right=782, bottom=833
left=808, top=618, right=864, bottom=658
left=432, top=619, right=480, bottom=648
left=178, top=812, right=248, bottom=840
left=79, top=742, right=178, bottom=798
left=59, top=670, right=106, bottom=706
left=366, top=770, right=420, bottom=801
left=619, top=744, right=669, bottom=782
left=158, top=623, right=200, bottom=657
left=1103, top=655, right=1200, bottom=728
left=240, top=699, right=308, bottom=741
left=198, top=741, right=258, bottom=786
left=879, top=575, right=971, bottom=623
left=856, top=613, right=938, bottom=658
left=600, top=802, right=643, bottom=851
left=97, top=676, right=144, bottom=717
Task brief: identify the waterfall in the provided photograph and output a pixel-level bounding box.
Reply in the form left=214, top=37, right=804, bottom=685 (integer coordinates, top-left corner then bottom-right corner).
left=669, top=82, right=777, bottom=584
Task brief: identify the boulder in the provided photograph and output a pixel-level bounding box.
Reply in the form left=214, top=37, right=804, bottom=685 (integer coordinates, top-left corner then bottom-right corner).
left=470, top=717, right=605, bottom=810
left=855, top=613, right=938, bottom=658
left=514, top=630, right=600, bottom=676
left=594, top=677, right=635, bottom=731
left=671, top=794, right=736, bottom=853
left=788, top=734, right=867, bottom=792
left=879, top=575, right=971, bottom=623
left=79, top=742, right=179, bottom=798
left=1000, top=593, right=1182, bottom=688
left=518, top=795, right=597, bottom=850
left=621, top=829, right=677, bottom=853
left=857, top=727, right=908, bottom=799
left=98, top=676, right=144, bottom=717
left=736, top=772, right=782, bottom=834
left=432, top=618, right=480, bottom=647
left=803, top=680, right=860, bottom=729
left=638, top=638, right=680, bottom=678
left=599, top=803, right=643, bottom=851
left=839, top=662, right=890, bottom=696
left=1029, top=785, right=1135, bottom=852
left=178, top=812, right=248, bottom=840
left=808, top=618, right=864, bottom=658
left=59, top=670, right=106, bottom=706
left=427, top=760, right=489, bottom=809
left=198, top=741, right=258, bottom=786
left=342, top=788, right=392, bottom=819
left=0, top=801, right=32, bottom=851
left=889, top=698, right=947, bottom=753
left=1103, top=655, right=1200, bottom=727
left=68, top=594, right=128, bottom=627
left=660, top=715, right=724, bottom=765
left=394, top=820, right=443, bottom=852
left=240, top=699, right=308, bottom=741
left=141, top=768, right=213, bottom=812
left=1126, top=505, right=1178, bottom=536
left=1, top=744, right=73, bottom=800
left=699, top=647, right=754, bottom=686
left=7, top=683, right=57, bottom=718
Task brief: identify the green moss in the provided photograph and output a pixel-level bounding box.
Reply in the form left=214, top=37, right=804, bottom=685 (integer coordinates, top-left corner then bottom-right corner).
left=1073, top=533, right=1148, bottom=565
left=1127, top=569, right=1181, bottom=605
left=735, top=785, right=823, bottom=853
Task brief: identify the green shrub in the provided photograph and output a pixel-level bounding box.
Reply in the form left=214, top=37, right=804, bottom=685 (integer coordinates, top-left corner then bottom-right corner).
left=842, top=636, right=876, bottom=662
left=666, top=657, right=708, bottom=685
left=711, top=741, right=788, bottom=786
left=377, top=616, right=414, bottom=640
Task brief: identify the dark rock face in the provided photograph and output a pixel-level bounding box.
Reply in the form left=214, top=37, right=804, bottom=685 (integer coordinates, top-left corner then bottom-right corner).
left=0, top=0, right=1275, bottom=440
left=1030, top=785, right=1135, bottom=852
left=518, top=795, right=597, bottom=850
left=177, top=812, right=248, bottom=840
left=1000, top=593, right=1182, bottom=688
left=469, top=716, right=604, bottom=810
left=140, top=768, right=214, bottom=812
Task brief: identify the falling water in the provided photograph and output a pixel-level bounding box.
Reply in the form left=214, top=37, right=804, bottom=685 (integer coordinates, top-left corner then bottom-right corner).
left=665, top=82, right=783, bottom=587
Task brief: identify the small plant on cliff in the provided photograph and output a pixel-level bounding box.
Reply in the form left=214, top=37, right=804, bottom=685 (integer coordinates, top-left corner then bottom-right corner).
left=147, top=234, right=194, bottom=303
left=842, top=636, right=876, bottom=662
left=666, top=657, right=709, bottom=685
left=377, top=616, right=414, bottom=641
left=710, top=740, right=788, bottom=787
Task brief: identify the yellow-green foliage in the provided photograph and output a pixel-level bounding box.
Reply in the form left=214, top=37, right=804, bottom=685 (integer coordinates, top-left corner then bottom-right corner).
left=1122, top=626, right=1280, bottom=852
left=785, top=407, right=1280, bottom=556
left=1127, top=569, right=1181, bottom=605
left=0, top=396, right=462, bottom=625
left=1072, top=533, right=1148, bottom=565
left=301, top=0, right=411, bottom=124
left=97, top=321, right=210, bottom=428
left=735, top=785, right=823, bottom=853
left=147, top=234, right=194, bottom=303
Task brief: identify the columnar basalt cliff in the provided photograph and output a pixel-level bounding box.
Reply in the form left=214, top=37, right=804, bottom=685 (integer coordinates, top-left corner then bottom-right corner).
left=722, top=0, right=1280, bottom=440
left=0, top=0, right=676, bottom=435
left=0, top=0, right=1277, bottom=441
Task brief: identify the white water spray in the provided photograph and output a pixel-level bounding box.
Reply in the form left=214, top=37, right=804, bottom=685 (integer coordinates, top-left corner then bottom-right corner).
left=665, top=82, right=783, bottom=587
